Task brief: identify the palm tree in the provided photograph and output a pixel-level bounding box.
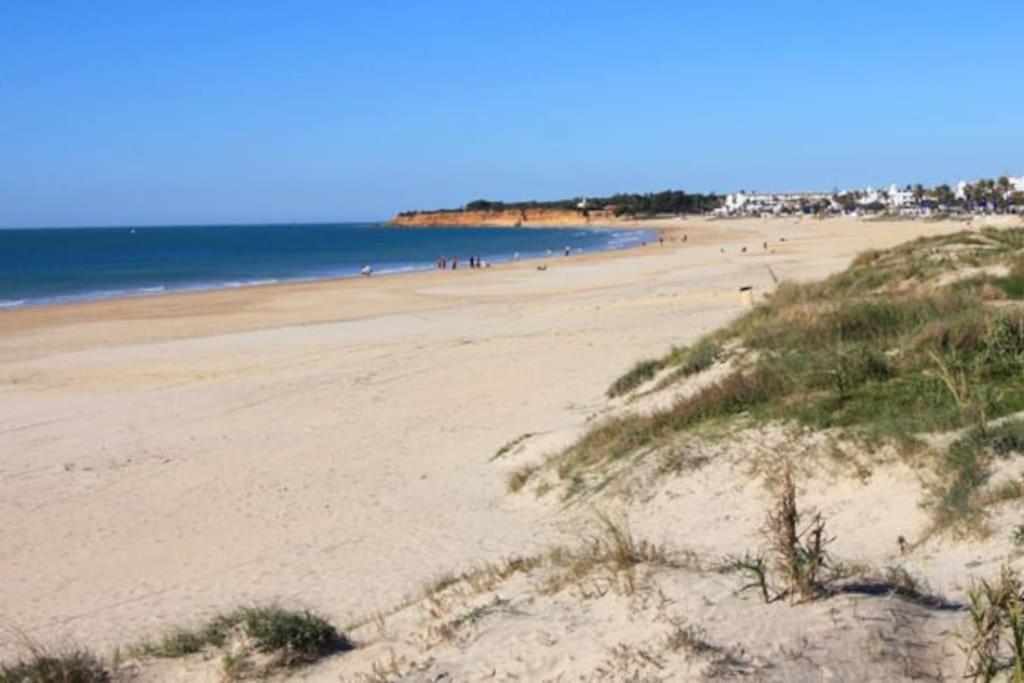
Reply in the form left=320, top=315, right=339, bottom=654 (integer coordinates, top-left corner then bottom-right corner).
left=996, top=176, right=1013, bottom=211
left=912, top=183, right=925, bottom=204
left=934, top=184, right=954, bottom=208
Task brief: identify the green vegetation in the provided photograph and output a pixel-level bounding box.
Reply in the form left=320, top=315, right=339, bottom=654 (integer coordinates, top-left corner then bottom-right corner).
left=605, top=340, right=722, bottom=398
left=565, top=228, right=1024, bottom=530
left=934, top=421, right=1024, bottom=530
left=993, top=259, right=1024, bottom=300
left=834, top=175, right=1024, bottom=215
left=0, top=649, right=109, bottom=683
left=398, top=189, right=724, bottom=218
left=1, top=607, right=350, bottom=681
left=137, top=605, right=350, bottom=667
left=606, top=359, right=662, bottom=398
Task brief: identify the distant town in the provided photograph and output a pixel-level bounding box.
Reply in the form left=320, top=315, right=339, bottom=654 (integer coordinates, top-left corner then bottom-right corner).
left=713, top=175, right=1024, bottom=217
left=401, top=175, right=1024, bottom=224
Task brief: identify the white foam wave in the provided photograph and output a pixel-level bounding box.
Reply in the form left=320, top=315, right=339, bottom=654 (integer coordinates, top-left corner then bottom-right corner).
left=225, top=279, right=279, bottom=288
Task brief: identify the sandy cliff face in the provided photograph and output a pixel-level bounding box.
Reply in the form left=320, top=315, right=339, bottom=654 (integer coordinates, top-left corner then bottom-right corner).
left=389, top=208, right=616, bottom=227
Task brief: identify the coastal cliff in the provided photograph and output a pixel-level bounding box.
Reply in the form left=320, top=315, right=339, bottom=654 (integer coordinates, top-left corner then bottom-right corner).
left=389, top=208, right=616, bottom=227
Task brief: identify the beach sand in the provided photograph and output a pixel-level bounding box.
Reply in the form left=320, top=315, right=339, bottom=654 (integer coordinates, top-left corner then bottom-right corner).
left=0, top=215, right=1007, bottom=658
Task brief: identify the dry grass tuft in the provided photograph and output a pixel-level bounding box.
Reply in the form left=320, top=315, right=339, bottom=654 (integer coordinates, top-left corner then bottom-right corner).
left=505, top=463, right=539, bottom=493
left=764, top=464, right=831, bottom=603
left=724, top=465, right=831, bottom=605
left=490, top=432, right=535, bottom=461
left=961, top=566, right=1024, bottom=681
left=540, top=513, right=668, bottom=596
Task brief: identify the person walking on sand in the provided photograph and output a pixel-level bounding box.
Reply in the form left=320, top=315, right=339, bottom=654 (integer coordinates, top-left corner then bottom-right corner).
left=361, top=264, right=373, bottom=277
left=564, top=245, right=571, bottom=257
left=452, top=257, right=458, bottom=270
left=659, top=236, right=664, bottom=247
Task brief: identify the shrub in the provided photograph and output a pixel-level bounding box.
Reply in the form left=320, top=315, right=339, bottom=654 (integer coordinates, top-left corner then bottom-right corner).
left=138, top=605, right=351, bottom=668
left=678, top=341, right=722, bottom=377
left=934, top=421, right=1024, bottom=533
left=607, top=359, right=663, bottom=398
left=237, top=607, right=345, bottom=664
left=0, top=648, right=109, bottom=683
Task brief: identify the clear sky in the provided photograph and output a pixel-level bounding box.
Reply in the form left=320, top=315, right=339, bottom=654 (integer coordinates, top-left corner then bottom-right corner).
left=1, top=1, right=1022, bottom=227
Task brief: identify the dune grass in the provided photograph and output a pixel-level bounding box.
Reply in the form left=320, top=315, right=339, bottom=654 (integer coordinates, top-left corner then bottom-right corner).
left=136, top=605, right=351, bottom=667
left=489, top=432, right=535, bottom=461
left=992, top=257, right=1024, bottom=299
left=606, top=358, right=663, bottom=398
left=933, top=420, right=1024, bottom=531
left=540, top=512, right=670, bottom=596
left=962, top=566, right=1024, bottom=681
left=0, top=648, right=109, bottom=683
left=1, top=607, right=350, bottom=682
left=568, top=228, right=1024, bottom=528
left=605, top=340, right=723, bottom=398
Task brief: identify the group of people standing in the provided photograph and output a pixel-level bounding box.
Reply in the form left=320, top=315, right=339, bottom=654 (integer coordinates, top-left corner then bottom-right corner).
left=436, top=255, right=488, bottom=270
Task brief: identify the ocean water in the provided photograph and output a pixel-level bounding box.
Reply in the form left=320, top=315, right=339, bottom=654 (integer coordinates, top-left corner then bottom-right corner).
left=0, top=222, right=654, bottom=309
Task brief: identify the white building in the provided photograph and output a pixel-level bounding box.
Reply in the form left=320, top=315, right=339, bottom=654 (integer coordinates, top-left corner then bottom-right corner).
left=856, top=186, right=882, bottom=207
left=887, top=184, right=915, bottom=208
left=723, top=191, right=832, bottom=215
left=955, top=180, right=970, bottom=201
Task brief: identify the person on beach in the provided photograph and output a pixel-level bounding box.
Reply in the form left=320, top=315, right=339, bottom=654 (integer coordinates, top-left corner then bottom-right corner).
left=361, top=264, right=373, bottom=277
left=452, top=257, right=458, bottom=270
left=564, top=246, right=571, bottom=256
left=660, top=236, right=664, bottom=247
left=469, top=256, right=475, bottom=269
left=513, top=252, right=520, bottom=262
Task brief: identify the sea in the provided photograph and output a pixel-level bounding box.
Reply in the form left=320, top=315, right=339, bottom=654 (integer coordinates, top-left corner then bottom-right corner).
left=0, top=222, right=655, bottom=309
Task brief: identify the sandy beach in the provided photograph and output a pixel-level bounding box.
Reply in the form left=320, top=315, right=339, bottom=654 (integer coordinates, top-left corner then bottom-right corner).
left=0, top=215, right=1003, bottom=660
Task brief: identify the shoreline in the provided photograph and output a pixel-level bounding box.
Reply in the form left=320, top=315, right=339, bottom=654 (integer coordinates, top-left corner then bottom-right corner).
left=2, top=214, right=1009, bottom=360
left=0, top=223, right=656, bottom=314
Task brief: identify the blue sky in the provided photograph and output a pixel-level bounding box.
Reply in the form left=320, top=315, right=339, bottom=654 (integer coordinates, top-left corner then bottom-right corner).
left=1, top=1, right=1022, bottom=227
